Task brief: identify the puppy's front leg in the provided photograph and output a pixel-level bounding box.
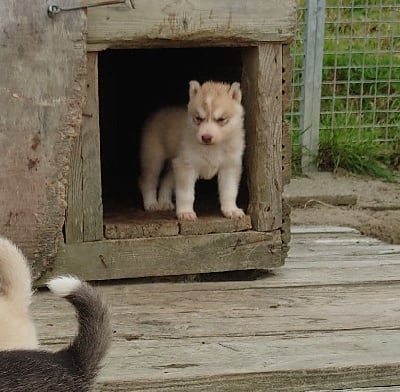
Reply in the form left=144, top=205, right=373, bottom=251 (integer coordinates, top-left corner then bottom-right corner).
left=173, top=158, right=197, bottom=221
left=218, top=164, right=245, bottom=219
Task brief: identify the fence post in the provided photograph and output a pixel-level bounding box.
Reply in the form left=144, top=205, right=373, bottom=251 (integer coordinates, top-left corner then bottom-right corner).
left=300, top=0, right=326, bottom=172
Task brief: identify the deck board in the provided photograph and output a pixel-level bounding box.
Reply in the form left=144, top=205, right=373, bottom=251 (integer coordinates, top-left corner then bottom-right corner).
left=31, top=225, right=400, bottom=391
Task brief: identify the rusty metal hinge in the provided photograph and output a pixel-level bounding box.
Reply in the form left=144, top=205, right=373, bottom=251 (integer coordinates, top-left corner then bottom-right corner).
left=47, top=0, right=127, bottom=18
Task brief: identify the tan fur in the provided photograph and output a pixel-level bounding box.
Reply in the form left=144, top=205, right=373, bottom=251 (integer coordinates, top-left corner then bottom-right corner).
left=0, top=236, right=38, bottom=350
left=139, top=81, right=245, bottom=220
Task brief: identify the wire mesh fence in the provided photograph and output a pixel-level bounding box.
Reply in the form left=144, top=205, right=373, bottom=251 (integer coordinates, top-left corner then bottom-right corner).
left=288, top=0, right=400, bottom=172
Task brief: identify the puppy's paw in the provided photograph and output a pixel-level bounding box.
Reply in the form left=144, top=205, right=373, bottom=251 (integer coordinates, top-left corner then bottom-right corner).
left=158, top=201, right=175, bottom=211
left=177, top=211, right=197, bottom=221
left=222, top=207, right=245, bottom=219
left=145, top=202, right=161, bottom=211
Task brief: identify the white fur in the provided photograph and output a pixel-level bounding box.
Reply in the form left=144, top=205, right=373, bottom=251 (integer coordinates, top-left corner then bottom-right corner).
left=0, top=236, right=38, bottom=350
left=139, top=81, right=246, bottom=220
left=47, top=276, right=81, bottom=298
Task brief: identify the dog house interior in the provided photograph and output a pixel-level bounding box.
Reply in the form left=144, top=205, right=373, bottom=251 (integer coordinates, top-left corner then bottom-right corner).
left=99, top=47, right=249, bottom=222
left=57, top=0, right=296, bottom=282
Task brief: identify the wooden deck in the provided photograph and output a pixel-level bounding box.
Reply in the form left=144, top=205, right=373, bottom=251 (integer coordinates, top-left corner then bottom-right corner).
left=32, top=226, right=400, bottom=391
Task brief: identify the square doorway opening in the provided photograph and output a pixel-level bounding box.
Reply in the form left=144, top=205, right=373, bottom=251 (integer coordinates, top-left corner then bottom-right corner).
left=98, top=47, right=250, bottom=239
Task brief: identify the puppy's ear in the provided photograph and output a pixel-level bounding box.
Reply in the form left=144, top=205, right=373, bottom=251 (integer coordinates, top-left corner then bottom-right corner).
left=189, top=80, right=201, bottom=99
left=229, top=82, right=242, bottom=103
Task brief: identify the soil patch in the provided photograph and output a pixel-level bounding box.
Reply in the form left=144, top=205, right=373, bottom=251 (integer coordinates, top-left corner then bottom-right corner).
left=285, top=172, right=400, bottom=244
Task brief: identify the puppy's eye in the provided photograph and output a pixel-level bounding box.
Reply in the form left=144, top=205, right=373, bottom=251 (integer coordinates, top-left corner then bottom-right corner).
left=193, top=115, right=204, bottom=124
left=216, top=117, right=228, bottom=125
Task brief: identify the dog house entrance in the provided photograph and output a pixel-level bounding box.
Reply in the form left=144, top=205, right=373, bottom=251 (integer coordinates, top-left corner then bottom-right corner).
left=98, top=48, right=251, bottom=240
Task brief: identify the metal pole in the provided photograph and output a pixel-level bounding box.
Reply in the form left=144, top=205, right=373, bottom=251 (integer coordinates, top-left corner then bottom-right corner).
left=300, top=0, right=326, bottom=172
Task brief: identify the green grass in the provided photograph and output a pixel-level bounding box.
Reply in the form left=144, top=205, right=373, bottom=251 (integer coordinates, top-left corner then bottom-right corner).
left=290, top=0, right=400, bottom=179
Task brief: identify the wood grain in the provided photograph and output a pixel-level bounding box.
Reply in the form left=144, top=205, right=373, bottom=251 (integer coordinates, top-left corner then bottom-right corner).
left=0, top=0, right=86, bottom=278
left=82, top=52, right=104, bottom=241
left=282, top=44, right=293, bottom=186
left=65, top=130, right=84, bottom=243
left=242, top=44, right=283, bottom=231
left=42, top=230, right=283, bottom=281
left=31, top=227, right=400, bottom=391
left=87, top=0, right=297, bottom=50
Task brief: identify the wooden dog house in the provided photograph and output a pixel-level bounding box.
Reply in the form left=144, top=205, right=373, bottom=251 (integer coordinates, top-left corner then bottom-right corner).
left=0, top=0, right=296, bottom=281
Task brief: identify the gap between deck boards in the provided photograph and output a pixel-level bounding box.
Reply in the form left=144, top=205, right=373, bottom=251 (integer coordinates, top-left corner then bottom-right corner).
left=31, top=226, right=400, bottom=391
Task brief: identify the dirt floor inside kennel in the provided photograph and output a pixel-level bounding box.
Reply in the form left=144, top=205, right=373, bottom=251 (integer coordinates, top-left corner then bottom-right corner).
left=285, top=171, right=400, bottom=244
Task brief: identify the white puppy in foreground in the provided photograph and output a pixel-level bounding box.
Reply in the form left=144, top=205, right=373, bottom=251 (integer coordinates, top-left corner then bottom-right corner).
left=139, top=80, right=246, bottom=221
left=0, top=236, right=38, bottom=350
left=0, top=275, right=111, bottom=392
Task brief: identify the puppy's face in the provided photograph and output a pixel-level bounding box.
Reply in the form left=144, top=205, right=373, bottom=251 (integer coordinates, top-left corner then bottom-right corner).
left=187, top=81, right=244, bottom=145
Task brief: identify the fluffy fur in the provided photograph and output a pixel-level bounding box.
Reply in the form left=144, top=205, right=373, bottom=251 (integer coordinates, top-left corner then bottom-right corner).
left=0, top=276, right=111, bottom=392
left=0, top=236, right=38, bottom=350
left=139, top=80, right=246, bottom=220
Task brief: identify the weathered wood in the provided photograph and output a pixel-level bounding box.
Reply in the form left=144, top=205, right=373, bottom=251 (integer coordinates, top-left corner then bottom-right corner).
left=65, top=130, right=84, bottom=243
left=82, top=52, right=103, bottom=241
left=282, top=44, right=292, bottom=186
left=242, top=44, right=283, bottom=231
left=313, top=388, right=400, bottom=392
left=93, top=364, right=400, bottom=392
left=291, top=225, right=358, bottom=234
left=282, top=44, right=293, bottom=114
left=41, top=230, right=283, bottom=282
left=104, top=213, right=180, bottom=238
left=282, top=122, right=292, bottom=186
left=281, top=198, right=291, bottom=258
left=31, top=226, right=400, bottom=391
left=0, top=0, right=86, bottom=278
left=36, top=283, right=400, bottom=340
left=104, top=210, right=252, bottom=239
left=179, top=215, right=252, bottom=235
left=87, top=0, right=297, bottom=50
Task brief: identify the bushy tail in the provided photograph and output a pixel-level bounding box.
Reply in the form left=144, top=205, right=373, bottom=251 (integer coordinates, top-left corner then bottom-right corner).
left=47, top=276, right=111, bottom=380
left=0, top=236, right=33, bottom=308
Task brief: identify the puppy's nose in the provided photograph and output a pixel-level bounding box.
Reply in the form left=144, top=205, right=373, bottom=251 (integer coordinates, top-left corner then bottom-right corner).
left=201, top=134, right=212, bottom=144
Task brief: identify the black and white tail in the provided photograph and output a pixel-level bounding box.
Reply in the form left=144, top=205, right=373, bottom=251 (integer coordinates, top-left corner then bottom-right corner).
left=47, top=276, right=111, bottom=380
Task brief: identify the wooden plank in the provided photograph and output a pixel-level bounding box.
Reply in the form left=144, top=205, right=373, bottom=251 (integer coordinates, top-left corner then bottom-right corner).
left=42, top=230, right=283, bottom=281
left=65, top=131, right=84, bottom=243
left=103, top=210, right=252, bottom=239
left=281, top=44, right=293, bottom=114
left=32, top=285, right=400, bottom=391
left=105, top=220, right=179, bottom=239
left=291, top=225, right=359, bottom=234
left=95, top=364, right=400, bottom=392
left=33, top=334, right=400, bottom=392
left=61, top=226, right=400, bottom=288
left=179, top=215, right=252, bottom=235
left=242, top=44, right=283, bottom=231
left=313, top=388, right=400, bottom=392
left=82, top=52, right=104, bottom=241
left=0, top=0, right=86, bottom=278
left=29, top=227, right=400, bottom=390
left=87, top=0, right=297, bottom=50
left=282, top=122, right=292, bottom=186
left=280, top=199, right=290, bottom=262
left=104, top=209, right=179, bottom=239
left=268, top=263, right=400, bottom=287
left=99, top=332, right=400, bottom=390
left=34, top=283, right=400, bottom=339
left=282, top=44, right=292, bottom=186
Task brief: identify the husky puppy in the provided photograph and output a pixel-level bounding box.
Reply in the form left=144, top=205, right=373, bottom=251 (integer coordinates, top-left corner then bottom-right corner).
left=0, top=276, right=111, bottom=392
left=139, top=80, right=245, bottom=221
left=0, top=236, right=38, bottom=350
